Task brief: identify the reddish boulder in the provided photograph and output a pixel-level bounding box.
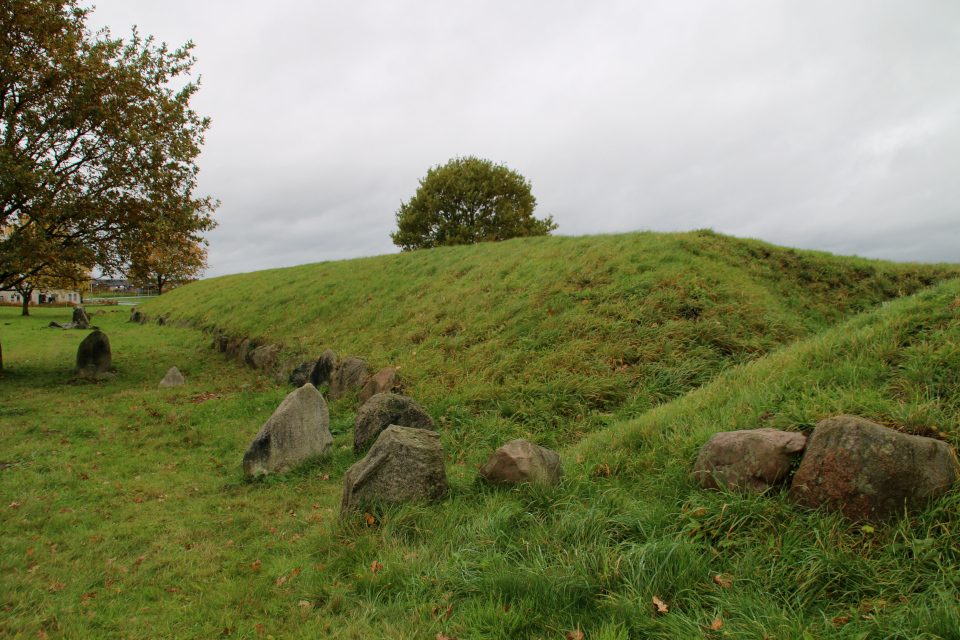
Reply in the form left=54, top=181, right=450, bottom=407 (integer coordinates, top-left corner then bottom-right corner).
left=358, top=367, right=402, bottom=404
left=789, top=416, right=959, bottom=522
left=479, top=439, right=563, bottom=486
left=693, top=428, right=807, bottom=493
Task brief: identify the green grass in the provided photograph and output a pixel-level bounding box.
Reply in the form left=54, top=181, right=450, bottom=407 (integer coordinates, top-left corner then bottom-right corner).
left=135, top=230, right=960, bottom=459
left=2, top=232, right=960, bottom=639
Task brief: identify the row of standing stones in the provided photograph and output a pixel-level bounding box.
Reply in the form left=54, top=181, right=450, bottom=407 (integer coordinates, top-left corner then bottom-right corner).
left=128, top=308, right=565, bottom=515
left=130, top=309, right=959, bottom=523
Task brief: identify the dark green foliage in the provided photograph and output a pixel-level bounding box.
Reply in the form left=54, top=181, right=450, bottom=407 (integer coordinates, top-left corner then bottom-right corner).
left=390, top=156, right=557, bottom=250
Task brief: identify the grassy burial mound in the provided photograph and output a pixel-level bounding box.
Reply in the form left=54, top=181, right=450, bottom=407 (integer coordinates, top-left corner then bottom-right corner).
left=3, top=254, right=960, bottom=638
left=140, top=230, right=960, bottom=456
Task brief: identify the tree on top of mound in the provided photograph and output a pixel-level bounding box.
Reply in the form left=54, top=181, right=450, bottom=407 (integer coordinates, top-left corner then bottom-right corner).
left=390, top=156, right=557, bottom=251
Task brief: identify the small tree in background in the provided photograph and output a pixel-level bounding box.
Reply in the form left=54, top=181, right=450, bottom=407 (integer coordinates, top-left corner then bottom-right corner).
left=391, top=156, right=557, bottom=251
left=127, top=236, right=209, bottom=295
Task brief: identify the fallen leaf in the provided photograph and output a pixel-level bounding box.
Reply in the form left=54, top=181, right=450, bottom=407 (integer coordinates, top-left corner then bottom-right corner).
left=710, top=618, right=723, bottom=631
left=298, top=600, right=313, bottom=609
left=81, top=591, right=97, bottom=602
left=371, top=561, right=384, bottom=574
left=47, top=582, right=66, bottom=592
left=713, top=574, right=732, bottom=589
left=832, top=616, right=850, bottom=627
left=652, top=596, right=669, bottom=614
left=251, top=560, right=263, bottom=571
left=435, top=634, right=456, bottom=640
left=134, top=555, right=146, bottom=565
left=566, top=630, right=585, bottom=640
left=254, top=622, right=266, bottom=638
left=365, top=513, right=376, bottom=526
left=445, top=604, right=453, bottom=619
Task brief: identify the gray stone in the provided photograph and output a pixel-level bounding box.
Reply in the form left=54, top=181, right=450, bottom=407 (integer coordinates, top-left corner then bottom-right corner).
left=72, top=306, right=91, bottom=328
left=693, top=429, right=807, bottom=493
left=76, top=331, right=111, bottom=377
left=224, top=339, right=242, bottom=361
left=129, top=309, right=143, bottom=323
left=310, top=349, right=338, bottom=387
left=248, top=344, right=281, bottom=371
left=272, top=358, right=298, bottom=384
left=216, top=335, right=231, bottom=353
left=288, top=361, right=314, bottom=387
left=157, top=316, right=168, bottom=326
left=479, top=439, right=564, bottom=486
left=789, top=416, right=959, bottom=522
left=242, top=384, right=333, bottom=477
left=358, top=367, right=402, bottom=405
left=353, top=393, right=434, bottom=455
left=238, top=338, right=257, bottom=364
left=159, top=366, right=186, bottom=388
left=340, top=425, right=448, bottom=515
left=329, top=357, right=367, bottom=401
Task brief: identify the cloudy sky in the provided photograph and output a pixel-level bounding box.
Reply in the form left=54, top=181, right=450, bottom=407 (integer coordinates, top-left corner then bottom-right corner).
left=85, top=1, right=960, bottom=277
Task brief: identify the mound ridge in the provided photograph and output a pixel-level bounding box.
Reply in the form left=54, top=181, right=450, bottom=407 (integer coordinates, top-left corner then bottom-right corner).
left=140, top=230, right=960, bottom=455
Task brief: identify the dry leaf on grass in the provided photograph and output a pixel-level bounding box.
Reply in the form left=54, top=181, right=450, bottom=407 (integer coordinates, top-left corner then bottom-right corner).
left=298, top=600, right=313, bottom=609
left=713, top=574, right=732, bottom=589
left=652, top=596, right=669, bottom=614
left=371, top=561, right=384, bottom=574
left=566, top=630, right=586, bottom=640
left=710, top=618, right=723, bottom=631
left=435, top=633, right=456, bottom=640
left=365, top=513, right=376, bottom=525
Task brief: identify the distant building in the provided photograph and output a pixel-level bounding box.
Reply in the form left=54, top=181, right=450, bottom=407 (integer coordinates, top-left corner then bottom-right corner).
left=0, top=287, right=82, bottom=305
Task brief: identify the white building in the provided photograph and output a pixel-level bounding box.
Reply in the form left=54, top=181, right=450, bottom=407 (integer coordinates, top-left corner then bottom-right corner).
left=0, top=288, right=82, bottom=305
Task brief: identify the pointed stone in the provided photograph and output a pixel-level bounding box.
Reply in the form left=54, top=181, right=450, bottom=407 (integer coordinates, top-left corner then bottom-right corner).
left=479, top=439, right=564, bottom=486
left=159, top=366, right=186, bottom=388
left=242, top=384, right=333, bottom=477
left=353, top=393, right=434, bottom=455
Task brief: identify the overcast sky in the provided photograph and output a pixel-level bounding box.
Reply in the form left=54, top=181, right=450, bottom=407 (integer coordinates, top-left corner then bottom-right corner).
left=85, top=1, right=960, bottom=277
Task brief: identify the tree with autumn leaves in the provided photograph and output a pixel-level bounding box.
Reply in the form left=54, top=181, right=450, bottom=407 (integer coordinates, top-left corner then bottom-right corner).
left=126, top=234, right=209, bottom=296
left=0, top=0, right=218, bottom=370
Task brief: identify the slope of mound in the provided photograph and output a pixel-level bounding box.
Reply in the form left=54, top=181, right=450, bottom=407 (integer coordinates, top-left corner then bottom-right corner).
left=140, top=230, right=960, bottom=451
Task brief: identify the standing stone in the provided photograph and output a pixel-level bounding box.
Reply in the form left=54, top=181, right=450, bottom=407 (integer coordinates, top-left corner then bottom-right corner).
left=242, top=384, right=333, bottom=477
left=288, top=361, right=315, bottom=387
left=340, top=425, right=448, bottom=515
left=789, top=416, right=959, bottom=522
left=693, top=429, right=807, bottom=493
left=157, top=316, right=168, bottom=326
left=159, top=366, right=186, bottom=388
left=72, top=305, right=91, bottom=329
left=248, top=344, right=281, bottom=371
left=357, top=367, right=402, bottom=405
left=310, top=349, right=338, bottom=387
left=76, top=331, right=111, bottom=377
left=272, top=358, right=298, bottom=384
left=216, top=335, right=231, bottom=353
left=479, top=439, right=564, bottom=486
left=353, top=393, right=434, bottom=454
left=238, top=338, right=257, bottom=364
left=329, top=357, right=367, bottom=401
left=129, top=309, right=143, bottom=323
left=224, top=339, right=242, bottom=361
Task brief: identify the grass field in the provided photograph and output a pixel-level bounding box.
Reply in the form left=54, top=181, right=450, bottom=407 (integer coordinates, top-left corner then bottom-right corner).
left=2, top=232, right=960, bottom=639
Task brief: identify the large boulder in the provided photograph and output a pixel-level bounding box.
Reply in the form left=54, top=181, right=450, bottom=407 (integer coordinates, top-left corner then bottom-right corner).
left=353, top=393, right=435, bottom=454
left=247, top=344, right=280, bottom=370
left=288, top=361, right=314, bottom=387
left=340, top=425, right=448, bottom=515
left=479, top=439, right=564, bottom=486
left=76, top=331, right=111, bottom=377
left=242, top=384, right=333, bottom=477
left=693, top=429, right=807, bottom=493
left=789, top=416, right=959, bottom=522
left=358, top=367, right=402, bottom=405
left=329, top=357, right=367, bottom=401
left=159, top=366, right=185, bottom=388
left=310, top=349, right=338, bottom=387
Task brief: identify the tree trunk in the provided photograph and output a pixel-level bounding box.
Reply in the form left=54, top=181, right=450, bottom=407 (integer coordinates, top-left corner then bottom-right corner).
left=0, top=334, right=4, bottom=372
left=21, top=294, right=29, bottom=316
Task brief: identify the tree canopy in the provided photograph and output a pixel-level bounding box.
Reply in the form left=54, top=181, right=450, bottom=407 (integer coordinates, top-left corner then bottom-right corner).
left=390, top=156, right=557, bottom=251
left=127, top=233, right=208, bottom=296
left=0, top=0, right=217, bottom=369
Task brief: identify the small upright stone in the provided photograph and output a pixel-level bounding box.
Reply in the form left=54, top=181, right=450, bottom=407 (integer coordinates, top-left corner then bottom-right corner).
left=159, top=366, right=186, bottom=388
left=358, top=367, right=402, bottom=405
left=238, top=338, right=257, bottom=364
left=224, top=339, right=242, bottom=361
left=693, top=428, right=807, bottom=493
left=288, top=361, right=315, bottom=387
left=329, top=357, right=367, bottom=400
left=72, top=305, right=91, bottom=329
left=76, top=330, right=111, bottom=377
left=790, top=416, right=959, bottom=522
left=247, top=344, right=280, bottom=370
left=310, top=349, right=338, bottom=387
left=340, top=425, right=448, bottom=515
left=479, top=439, right=564, bottom=486
left=242, top=384, right=333, bottom=477
left=353, top=393, right=434, bottom=454
left=129, top=309, right=143, bottom=323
